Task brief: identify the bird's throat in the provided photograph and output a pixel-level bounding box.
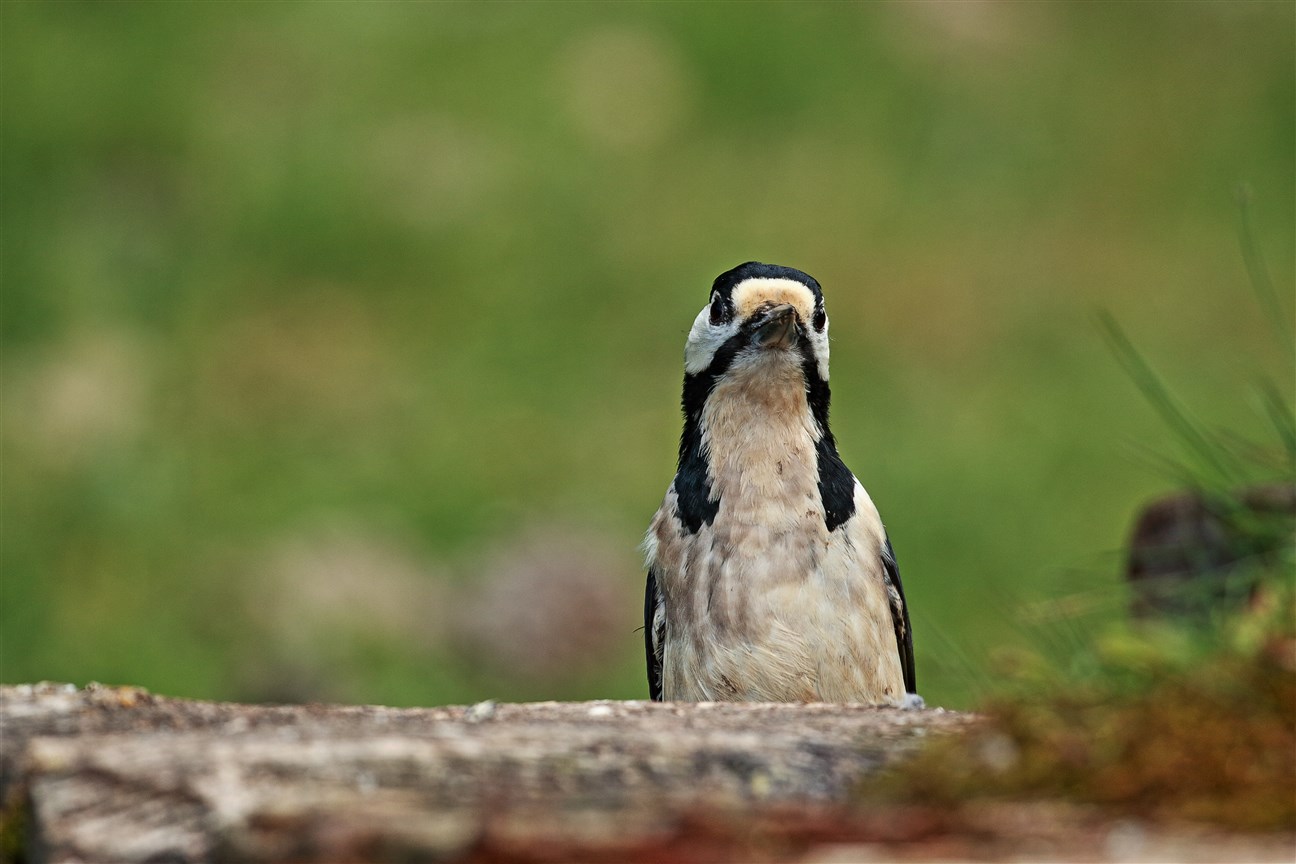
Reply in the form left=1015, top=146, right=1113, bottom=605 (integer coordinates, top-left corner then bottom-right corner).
left=699, top=368, right=822, bottom=519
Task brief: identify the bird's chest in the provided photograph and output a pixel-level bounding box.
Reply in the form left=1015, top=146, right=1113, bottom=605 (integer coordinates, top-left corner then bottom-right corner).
left=686, top=389, right=828, bottom=597
left=660, top=517, right=895, bottom=702
left=648, top=367, right=903, bottom=702
left=656, top=423, right=875, bottom=698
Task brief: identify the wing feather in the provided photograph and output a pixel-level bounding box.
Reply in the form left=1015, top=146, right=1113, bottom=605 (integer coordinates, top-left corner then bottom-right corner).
left=644, top=568, right=664, bottom=701
left=881, top=536, right=916, bottom=694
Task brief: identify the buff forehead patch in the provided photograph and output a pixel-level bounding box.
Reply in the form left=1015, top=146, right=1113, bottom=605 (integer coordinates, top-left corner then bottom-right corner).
left=731, top=278, right=817, bottom=324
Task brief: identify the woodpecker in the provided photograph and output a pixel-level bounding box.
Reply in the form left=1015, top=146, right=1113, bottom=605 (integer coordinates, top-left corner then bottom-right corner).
left=643, top=262, right=917, bottom=704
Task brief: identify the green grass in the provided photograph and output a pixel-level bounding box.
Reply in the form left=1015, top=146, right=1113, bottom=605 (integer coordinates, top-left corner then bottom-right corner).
left=2, top=2, right=1293, bottom=709
left=883, top=601, right=1296, bottom=830
left=877, top=179, right=1295, bottom=829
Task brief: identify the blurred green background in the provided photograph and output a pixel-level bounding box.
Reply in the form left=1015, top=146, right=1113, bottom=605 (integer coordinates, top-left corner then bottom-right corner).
left=2, top=1, right=1292, bottom=710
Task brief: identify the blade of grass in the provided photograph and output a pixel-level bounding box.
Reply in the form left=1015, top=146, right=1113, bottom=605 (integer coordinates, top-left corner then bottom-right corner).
left=1211, top=427, right=1289, bottom=479
left=1097, top=311, right=1242, bottom=489
left=1121, top=439, right=1204, bottom=489
left=1256, top=378, right=1296, bottom=468
left=1235, top=184, right=1295, bottom=358
left=914, top=610, right=995, bottom=702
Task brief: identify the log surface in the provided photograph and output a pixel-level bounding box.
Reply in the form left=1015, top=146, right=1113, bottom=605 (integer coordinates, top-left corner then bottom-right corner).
left=1, top=683, right=967, bottom=863
left=3, top=683, right=1289, bottom=863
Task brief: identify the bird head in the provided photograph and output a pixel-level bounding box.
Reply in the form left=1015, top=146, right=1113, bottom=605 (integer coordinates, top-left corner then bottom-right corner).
left=684, top=261, right=830, bottom=386
left=673, top=262, right=837, bottom=531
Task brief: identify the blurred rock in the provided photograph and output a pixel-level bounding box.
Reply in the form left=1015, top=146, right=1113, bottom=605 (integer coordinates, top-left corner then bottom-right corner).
left=1125, top=483, right=1295, bottom=619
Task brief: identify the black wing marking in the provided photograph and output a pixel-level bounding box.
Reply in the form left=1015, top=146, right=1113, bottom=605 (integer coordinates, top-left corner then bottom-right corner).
left=644, top=568, right=664, bottom=701
left=881, top=536, right=916, bottom=694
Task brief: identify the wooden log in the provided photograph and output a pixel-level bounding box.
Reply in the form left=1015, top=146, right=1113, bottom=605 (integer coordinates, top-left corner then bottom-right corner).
left=1, top=683, right=971, bottom=863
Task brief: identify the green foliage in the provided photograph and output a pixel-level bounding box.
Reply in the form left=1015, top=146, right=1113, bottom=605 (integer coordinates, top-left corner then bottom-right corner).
left=885, top=593, right=1296, bottom=830
left=1, top=2, right=1293, bottom=708
left=880, top=185, right=1295, bottom=828
left=1096, top=187, right=1295, bottom=497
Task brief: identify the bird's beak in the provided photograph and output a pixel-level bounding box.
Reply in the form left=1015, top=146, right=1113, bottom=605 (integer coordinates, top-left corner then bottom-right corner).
left=753, top=304, right=799, bottom=349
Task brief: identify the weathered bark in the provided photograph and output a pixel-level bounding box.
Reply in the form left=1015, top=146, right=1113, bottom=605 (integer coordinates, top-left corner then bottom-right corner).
left=1, top=683, right=970, bottom=863
left=3, top=684, right=1290, bottom=863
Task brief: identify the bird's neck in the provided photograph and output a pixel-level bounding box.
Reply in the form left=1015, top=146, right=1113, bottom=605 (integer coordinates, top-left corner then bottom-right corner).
left=700, top=370, right=821, bottom=505
left=675, top=353, right=837, bottom=532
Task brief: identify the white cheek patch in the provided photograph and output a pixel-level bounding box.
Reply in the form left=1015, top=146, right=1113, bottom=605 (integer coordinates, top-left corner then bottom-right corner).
left=684, top=306, right=740, bottom=375
left=809, top=320, right=830, bottom=382
left=683, top=276, right=832, bottom=380
left=732, top=278, right=816, bottom=324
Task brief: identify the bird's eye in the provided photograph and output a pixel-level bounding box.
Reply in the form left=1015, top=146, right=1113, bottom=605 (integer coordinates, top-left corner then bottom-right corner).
left=812, top=307, right=827, bottom=332
left=709, top=295, right=727, bottom=326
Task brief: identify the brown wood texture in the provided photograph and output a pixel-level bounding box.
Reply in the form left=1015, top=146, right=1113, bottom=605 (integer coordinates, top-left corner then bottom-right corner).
left=1, top=683, right=970, bottom=863
left=3, top=684, right=1290, bottom=863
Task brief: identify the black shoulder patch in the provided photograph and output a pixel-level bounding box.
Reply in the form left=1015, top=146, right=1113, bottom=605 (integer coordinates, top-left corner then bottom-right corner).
left=675, top=370, right=721, bottom=533
left=800, top=351, right=854, bottom=532
left=674, top=330, right=747, bottom=534
left=673, top=457, right=719, bottom=533
left=800, top=351, right=832, bottom=436
left=816, top=435, right=856, bottom=532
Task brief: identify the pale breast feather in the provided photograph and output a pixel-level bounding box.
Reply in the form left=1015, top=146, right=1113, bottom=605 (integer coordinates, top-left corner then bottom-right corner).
left=647, top=473, right=910, bottom=703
